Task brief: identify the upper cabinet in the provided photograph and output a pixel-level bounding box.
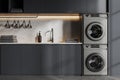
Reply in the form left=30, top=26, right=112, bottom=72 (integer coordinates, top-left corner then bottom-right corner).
left=9, top=0, right=23, bottom=13
left=0, top=0, right=108, bottom=13
left=109, top=0, right=120, bottom=14
left=23, top=0, right=107, bottom=13
left=0, top=0, right=23, bottom=13
left=86, top=0, right=107, bottom=13
left=23, top=0, right=86, bottom=13
left=0, top=0, right=9, bottom=12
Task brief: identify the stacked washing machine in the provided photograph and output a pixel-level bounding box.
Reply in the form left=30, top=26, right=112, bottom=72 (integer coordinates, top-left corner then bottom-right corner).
left=83, top=14, right=108, bottom=75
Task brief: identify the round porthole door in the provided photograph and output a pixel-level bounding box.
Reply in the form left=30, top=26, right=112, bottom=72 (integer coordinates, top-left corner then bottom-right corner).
left=86, top=22, right=105, bottom=41
left=86, top=53, right=105, bottom=72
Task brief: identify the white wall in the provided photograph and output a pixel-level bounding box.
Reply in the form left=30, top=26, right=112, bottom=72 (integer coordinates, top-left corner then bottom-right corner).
left=0, top=20, right=81, bottom=43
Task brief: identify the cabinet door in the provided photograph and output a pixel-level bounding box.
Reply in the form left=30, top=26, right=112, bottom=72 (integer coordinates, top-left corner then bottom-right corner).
left=60, top=45, right=81, bottom=75
left=40, top=45, right=61, bottom=75
left=0, top=0, right=8, bottom=12
left=9, top=0, right=23, bottom=13
left=0, top=45, right=42, bottom=75
left=110, top=6, right=120, bottom=76
left=109, top=0, right=120, bottom=76
left=65, top=0, right=86, bottom=13
left=24, top=0, right=86, bottom=13
left=1, top=45, right=23, bottom=74
left=22, top=45, right=41, bottom=74
left=86, top=0, right=107, bottom=13
left=23, top=0, right=45, bottom=13
left=40, top=44, right=82, bottom=75
left=110, top=0, right=120, bottom=14
left=0, top=44, right=82, bottom=75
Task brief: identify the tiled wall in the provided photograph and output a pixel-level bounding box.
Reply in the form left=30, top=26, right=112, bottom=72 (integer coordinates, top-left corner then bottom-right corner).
left=0, top=20, right=81, bottom=43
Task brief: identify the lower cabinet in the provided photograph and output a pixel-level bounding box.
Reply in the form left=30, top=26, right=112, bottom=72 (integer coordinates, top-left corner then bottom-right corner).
left=1, top=45, right=23, bottom=74
left=60, top=45, right=81, bottom=75
left=0, top=44, right=81, bottom=75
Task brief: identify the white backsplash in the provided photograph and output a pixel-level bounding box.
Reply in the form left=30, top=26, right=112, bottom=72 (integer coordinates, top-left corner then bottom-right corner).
left=0, top=20, right=80, bottom=43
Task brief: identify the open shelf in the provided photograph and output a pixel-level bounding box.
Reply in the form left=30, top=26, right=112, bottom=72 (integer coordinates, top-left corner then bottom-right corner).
left=0, top=16, right=82, bottom=45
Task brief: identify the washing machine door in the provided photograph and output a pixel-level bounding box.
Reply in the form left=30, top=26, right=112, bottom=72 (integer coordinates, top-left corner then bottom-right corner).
left=86, top=22, right=104, bottom=41
left=86, top=53, right=105, bottom=72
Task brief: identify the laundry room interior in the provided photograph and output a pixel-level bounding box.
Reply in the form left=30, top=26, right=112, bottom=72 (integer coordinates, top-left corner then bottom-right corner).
left=0, top=13, right=109, bottom=79
left=0, top=0, right=120, bottom=80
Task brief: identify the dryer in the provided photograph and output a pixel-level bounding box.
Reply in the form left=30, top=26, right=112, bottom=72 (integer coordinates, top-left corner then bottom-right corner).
left=83, top=14, right=107, bottom=44
left=83, top=44, right=107, bottom=75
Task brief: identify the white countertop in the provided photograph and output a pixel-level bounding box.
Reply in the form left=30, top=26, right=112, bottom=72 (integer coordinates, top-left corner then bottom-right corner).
left=0, top=42, right=83, bottom=45
left=0, top=76, right=119, bottom=80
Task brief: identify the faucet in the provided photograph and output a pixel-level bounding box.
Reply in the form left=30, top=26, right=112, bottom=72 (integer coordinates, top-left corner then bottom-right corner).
left=45, top=28, right=54, bottom=43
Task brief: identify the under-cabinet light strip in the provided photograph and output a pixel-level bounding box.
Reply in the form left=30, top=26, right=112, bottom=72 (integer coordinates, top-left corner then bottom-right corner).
left=0, top=16, right=81, bottom=21
left=37, top=15, right=81, bottom=21
left=0, top=14, right=81, bottom=21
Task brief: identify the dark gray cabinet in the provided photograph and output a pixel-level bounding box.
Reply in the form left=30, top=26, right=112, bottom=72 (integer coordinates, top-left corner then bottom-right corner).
left=60, top=45, right=81, bottom=75
left=109, top=10, right=120, bottom=77
left=0, top=44, right=81, bottom=75
left=8, top=0, right=23, bottom=13
left=0, top=0, right=9, bottom=12
left=23, top=0, right=107, bottom=13
left=0, top=0, right=107, bottom=13
left=0, top=0, right=23, bottom=13
left=86, top=0, right=107, bottom=13
left=23, top=0, right=86, bottom=13
left=1, top=45, right=23, bottom=74
left=109, top=14, right=120, bottom=76
left=109, top=0, right=120, bottom=77
left=1, top=45, right=41, bottom=74
left=40, top=45, right=60, bottom=75
left=21, top=45, right=41, bottom=74
left=109, top=0, right=120, bottom=14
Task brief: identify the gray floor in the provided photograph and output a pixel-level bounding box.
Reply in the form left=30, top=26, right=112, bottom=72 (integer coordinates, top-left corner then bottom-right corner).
left=0, top=76, right=119, bottom=80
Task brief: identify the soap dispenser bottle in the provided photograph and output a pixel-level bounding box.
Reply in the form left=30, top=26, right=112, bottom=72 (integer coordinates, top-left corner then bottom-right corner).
left=38, top=31, right=42, bottom=43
